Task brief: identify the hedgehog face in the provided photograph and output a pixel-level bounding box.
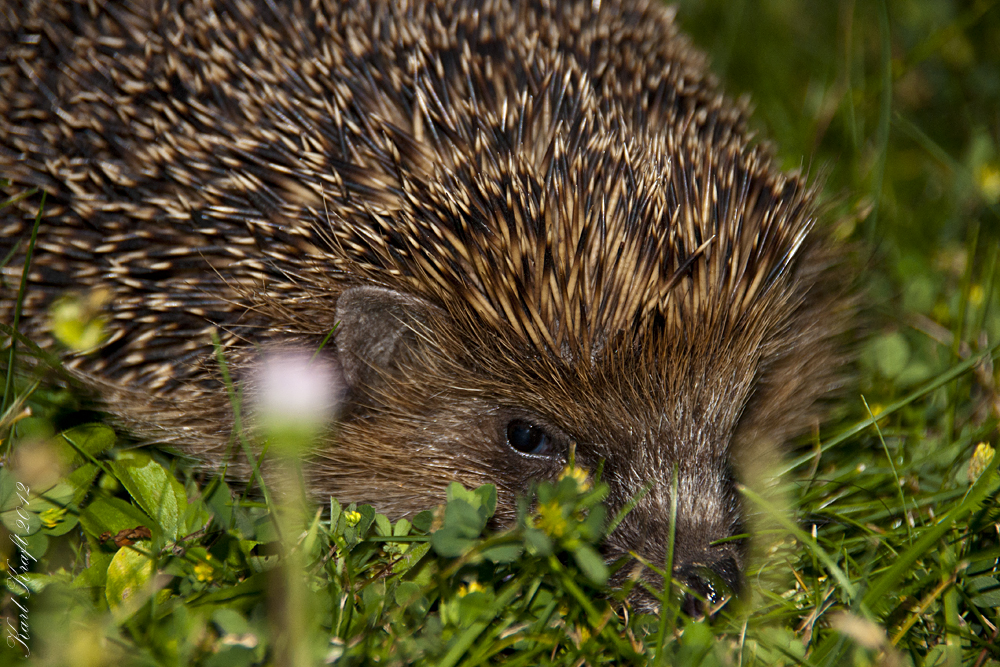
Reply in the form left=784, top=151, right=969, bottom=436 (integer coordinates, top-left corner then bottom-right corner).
left=321, top=279, right=819, bottom=612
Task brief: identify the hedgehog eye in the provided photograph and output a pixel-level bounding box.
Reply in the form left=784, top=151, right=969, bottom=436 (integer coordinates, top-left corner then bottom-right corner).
left=506, top=419, right=554, bottom=456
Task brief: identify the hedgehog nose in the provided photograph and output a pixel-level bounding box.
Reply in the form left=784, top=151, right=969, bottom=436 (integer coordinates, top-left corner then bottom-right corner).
left=675, top=556, right=742, bottom=616
left=623, top=554, right=743, bottom=616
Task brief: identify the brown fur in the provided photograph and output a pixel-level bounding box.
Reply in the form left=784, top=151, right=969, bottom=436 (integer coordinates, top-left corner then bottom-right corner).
left=0, top=0, right=853, bottom=609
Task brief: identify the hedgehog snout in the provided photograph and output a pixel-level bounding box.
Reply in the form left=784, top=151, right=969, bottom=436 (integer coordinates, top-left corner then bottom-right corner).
left=600, top=459, right=748, bottom=615
left=607, top=519, right=746, bottom=615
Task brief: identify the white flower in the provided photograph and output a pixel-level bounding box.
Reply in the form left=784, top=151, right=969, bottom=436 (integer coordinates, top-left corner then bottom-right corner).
left=251, top=350, right=342, bottom=450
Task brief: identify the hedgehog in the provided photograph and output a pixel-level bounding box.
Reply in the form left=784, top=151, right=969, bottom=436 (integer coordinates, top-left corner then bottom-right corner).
left=0, top=0, right=852, bottom=610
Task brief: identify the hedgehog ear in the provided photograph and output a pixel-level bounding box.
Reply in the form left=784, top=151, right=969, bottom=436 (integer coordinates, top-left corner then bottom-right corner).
left=334, top=285, right=443, bottom=392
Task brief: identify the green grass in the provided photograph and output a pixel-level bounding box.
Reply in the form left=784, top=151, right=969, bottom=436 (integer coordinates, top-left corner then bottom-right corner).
left=3, top=0, right=1000, bottom=664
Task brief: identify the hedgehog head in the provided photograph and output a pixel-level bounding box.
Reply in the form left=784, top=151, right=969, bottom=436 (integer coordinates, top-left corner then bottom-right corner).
left=282, top=71, right=840, bottom=611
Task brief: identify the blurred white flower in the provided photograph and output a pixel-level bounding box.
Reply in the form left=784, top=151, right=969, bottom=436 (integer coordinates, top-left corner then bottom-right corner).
left=251, top=351, right=342, bottom=451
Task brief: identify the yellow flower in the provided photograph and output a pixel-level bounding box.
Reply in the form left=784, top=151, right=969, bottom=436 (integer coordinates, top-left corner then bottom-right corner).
left=558, top=464, right=591, bottom=491
left=535, top=500, right=568, bottom=538
left=48, top=288, right=110, bottom=352
left=344, top=510, right=362, bottom=527
left=457, top=581, right=485, bottom=597
left=868, top=403, right=890, bottom=428
left=40, top=507, right=67, bottom=528
left=977, top=163, right=1000, bottom=204
left=969, top=284, right=984, bottom=307
left=968, top=442, right=995, bottom=483
left=194, top=559, right=214, bottom=582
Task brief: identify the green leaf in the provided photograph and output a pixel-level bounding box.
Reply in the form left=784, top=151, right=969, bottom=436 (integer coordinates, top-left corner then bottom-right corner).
left=0, top=470, right=49, bottom=539
left=870, top=332, right=911, bottom=378
left=1, top=500, right=40, bottom=536
left=754, top=626, right=806, bottom=663
left=393, top=517, right=411, bottom=537
left=212, top=608, right=252, bottom=636
left=355, top=504, right=376, bottom=536
left=581, top=504, right=607, bottom=540
left=66, top=462, right=101, bottom=505
left=26, top=480, right=82, bottom=536
left=189, top=573, right=268, bottom=611
left=456, top=590, right=494, bottom=626
left=179, top=494, right=214, bottom=539
left=411, top=510, right=433, bottom=533
left=16, top=531, right=48, bottom=561
left=5, top=571, right=64, bottom=596
left=374, top=513, right=392, bottom=537
left=204, top=479, right=236, bottom=528
left=573, top=544, right=609, bottom=585
left=392, top=541, right=432, bottom=575
left=924, top=645, right=948, bottom=667
left=446, top=482, right=479, bottom=507
left=106, top=544, right=156, bottom=617
left=446, top=499, right=488, bottom=538
left=675, top=621, right=715, bottom=665
left=79, top=495, right=154, bottom=540
left=969, top=575, right=1000, bottom=607
left=72, top=550, right=114, bottom=588
left=302, top=507, right=324, bottom=559
left=680, top=621, right=713, bottom=649
left=481, top=542, right=524, bottom=564
left=40, top=510, right=79, bottom=537
left=109, top=451, right=187, bottom=540
left=26, top=481, right=75, bottom=511
left=394, top=581, right=423, bottom=607
left=431, top=496, right=486, bottom=558
left=0, top=468, right=23, bottom=510
left=431, top=526, right=476, bottom=558
left=58, top=423, right=116, bottom=466
left=432, top=495, right=490, bottom=557
left=473, top=484, right=497, bottom=519
left=524, top=527, right=553, bottom=557
left=252, top=513, right=280, bottom=543
left=328, top=497, right=342, bottom=534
